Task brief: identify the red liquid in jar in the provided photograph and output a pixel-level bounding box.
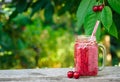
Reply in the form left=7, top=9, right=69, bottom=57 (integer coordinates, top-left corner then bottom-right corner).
left=74, top=38, right=98, bottom=76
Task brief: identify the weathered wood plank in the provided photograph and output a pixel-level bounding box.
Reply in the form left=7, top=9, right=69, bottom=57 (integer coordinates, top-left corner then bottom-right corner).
left=0, top=67, right=120, bottom=82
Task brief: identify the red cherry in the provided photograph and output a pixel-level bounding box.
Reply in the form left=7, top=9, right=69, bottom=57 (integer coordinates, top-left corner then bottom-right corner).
left=67, top=71, right=74, bottom=78
left=92, top=6, right=98, bottom=12
left=98, top=5, right=104, bottom=11
left=73, top=71, right=80, bottom=79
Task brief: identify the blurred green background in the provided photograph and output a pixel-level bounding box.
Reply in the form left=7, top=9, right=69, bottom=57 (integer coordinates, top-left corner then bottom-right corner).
left=0, top=0, right=120, bottom=69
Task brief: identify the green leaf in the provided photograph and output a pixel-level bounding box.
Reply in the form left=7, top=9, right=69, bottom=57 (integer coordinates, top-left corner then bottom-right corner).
left=101, top=6, right=112, bottom=31
left=0, top=22, right=3, bottom=40
left=31, top=0, right=46, bottom=17
left=17, top=39, right=25, bottom=50
left=84, top=12, right=101, bottom=41
left=16, top=0, right=27, bottom=13
left=9, top=10, right=18, bottom=21
left=76, top=0, right=96, bottom=28
left=12, top=14, right=31, bottom=26
left=108, top=22, right=118, bottom=39
left=113, top=12, right=120, bottom=39
left=44, top=3, right=54, bottom=22
left=0, top=22, right=2, bottom=28
left=108, top=0, right=120, bottom=14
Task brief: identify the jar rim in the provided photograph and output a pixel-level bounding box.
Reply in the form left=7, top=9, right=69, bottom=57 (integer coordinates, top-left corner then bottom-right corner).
left=75, top=35, right=96, bottom=42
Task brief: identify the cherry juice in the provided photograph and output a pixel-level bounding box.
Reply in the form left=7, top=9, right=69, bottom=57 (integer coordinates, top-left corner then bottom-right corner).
left=74, top=36, right=98, bottom=76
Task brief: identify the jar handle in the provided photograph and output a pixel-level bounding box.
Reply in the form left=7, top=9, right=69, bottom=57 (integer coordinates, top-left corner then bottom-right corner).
left=98, top=44, right=106, bottom=71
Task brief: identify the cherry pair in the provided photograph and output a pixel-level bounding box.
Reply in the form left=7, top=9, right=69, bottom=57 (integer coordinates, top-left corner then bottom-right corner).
left=67, top=71, right=80, bottom=79
left=93, top=5, right=104, bottom=12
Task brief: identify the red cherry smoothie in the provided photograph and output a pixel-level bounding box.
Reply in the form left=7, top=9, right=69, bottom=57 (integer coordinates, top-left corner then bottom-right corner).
left=74, top=36, right=98, bottom=76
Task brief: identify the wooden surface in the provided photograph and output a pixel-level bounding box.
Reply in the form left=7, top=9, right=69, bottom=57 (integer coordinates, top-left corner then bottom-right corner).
left=0, top=67, right=120, bottom=82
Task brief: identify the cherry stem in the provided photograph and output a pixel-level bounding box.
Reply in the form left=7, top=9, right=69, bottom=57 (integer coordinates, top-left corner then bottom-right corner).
left=101, top=0, right=105, bottom=5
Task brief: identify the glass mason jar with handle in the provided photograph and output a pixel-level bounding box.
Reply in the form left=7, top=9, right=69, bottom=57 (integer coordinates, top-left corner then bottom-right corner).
left=74, top=35, right=106, bottom=76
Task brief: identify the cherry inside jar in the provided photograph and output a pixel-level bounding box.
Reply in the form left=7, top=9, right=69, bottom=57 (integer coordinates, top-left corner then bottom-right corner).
left=74, top=35, right=98, bottom=76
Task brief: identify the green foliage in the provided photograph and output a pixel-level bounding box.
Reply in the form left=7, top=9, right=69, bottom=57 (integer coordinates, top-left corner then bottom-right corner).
left=16, top=0, right=28, bottom=13
left=55, top=0, right=81, bottom=15
left=113, top=12, right=120, bottom=39
left=30, top=0, right=48, bottom=17
left=101, top=6, right=112, bottom=31
left=44, top=3, right=54, bottom=22
left=17, top=39, right=26, bottom=50
left=0, top=0, right=120, bottom=69
left=76, top=0, right=96, bottom=28
left=76, top=0, right=120, bottom=39
left=12, top=14, right=31, bottom=26
left=109, top=22, right=118, bottom=39
left=108, top=0, right=120, bottom=14
left=0, top=10, right=75, bottom=69
left=84, top=11, right=101, bottom=40
left=22, top=19, right=74, bottom=68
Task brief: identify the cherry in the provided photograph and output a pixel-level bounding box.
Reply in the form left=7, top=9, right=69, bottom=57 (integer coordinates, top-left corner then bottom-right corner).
left=67, top=71, right=74, bottom=78
left=73, top=71, right=80, bottom=79
left=92, top=6, right=98, bottom=12
left=98, top=5, right=104, bottom=11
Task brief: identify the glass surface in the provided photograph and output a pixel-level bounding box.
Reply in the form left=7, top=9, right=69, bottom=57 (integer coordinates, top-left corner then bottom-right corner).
left=74, top=35, right=98, bottom=76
